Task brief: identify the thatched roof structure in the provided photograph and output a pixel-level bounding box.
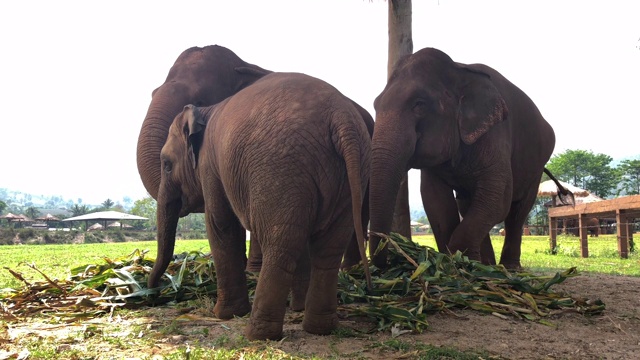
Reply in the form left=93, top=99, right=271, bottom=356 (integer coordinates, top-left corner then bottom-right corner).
left=62, top=211, right=147, bottom=222
left=538, top=180, right=590, bottom=197
left=35, top=213, right=60, bottom=222
left=63, top=211, right=147, bottom=231
left=0, top=212, right=20, bottom=220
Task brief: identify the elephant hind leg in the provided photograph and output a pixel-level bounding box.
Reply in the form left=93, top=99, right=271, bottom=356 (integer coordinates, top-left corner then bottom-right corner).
left=501, top=187, right=539, bottom=270
left=244, top=223, right=309, bottom=341
left=246, top=232, right=308, bottom=312
left=303, top=213, right=354, bottom=335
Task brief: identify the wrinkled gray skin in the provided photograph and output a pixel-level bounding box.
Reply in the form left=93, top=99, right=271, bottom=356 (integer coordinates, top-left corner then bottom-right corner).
left=139, top=46, right=371, bottom=297
left=151, top=72, right=371, bottom=340
left=369, top=47, right=556, bottom=269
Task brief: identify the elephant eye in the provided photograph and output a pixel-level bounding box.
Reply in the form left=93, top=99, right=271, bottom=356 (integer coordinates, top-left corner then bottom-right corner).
left=163, top=159, right=173, bottom=173
left=413, top=99, right=430, bottom=116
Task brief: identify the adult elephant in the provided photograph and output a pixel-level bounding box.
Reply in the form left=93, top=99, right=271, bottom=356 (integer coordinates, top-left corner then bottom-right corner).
left=148, top=72, right=372, bottom=340
left=565, top=217, right=601, bottom=237
left=137, top=45, right=269, bottom=201
left=369, top=47, right=556, bottom=269
left=137, top=45, right=372, bottom=277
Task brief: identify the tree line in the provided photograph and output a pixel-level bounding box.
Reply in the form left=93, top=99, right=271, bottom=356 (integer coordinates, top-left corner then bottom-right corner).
left=545, top=149, right=640, bottom=198
left=2, top=149, right=638, bottom=232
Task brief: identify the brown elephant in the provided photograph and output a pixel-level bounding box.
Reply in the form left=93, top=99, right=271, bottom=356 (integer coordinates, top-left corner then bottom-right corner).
left=148, top=72, right=371, bottom=340
left=369, top=47, right=556, bottom=269
left=137, top=45, right=371, bottom=281
left=137, top=45, right=269, bottom=201
left=564, top=217, right=601, bottom=237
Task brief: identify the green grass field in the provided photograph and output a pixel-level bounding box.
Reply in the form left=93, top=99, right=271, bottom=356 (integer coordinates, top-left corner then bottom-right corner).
left=413, top=234, right=639, bottom=276
left=1, top=235, right=638, bottom=290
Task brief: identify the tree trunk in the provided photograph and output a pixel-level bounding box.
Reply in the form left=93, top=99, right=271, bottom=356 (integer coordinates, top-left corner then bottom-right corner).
left=388, top=0, right=413, bottom=240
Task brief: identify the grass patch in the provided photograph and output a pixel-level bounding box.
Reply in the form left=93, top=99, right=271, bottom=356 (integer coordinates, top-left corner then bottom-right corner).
left=2, top=235, right=636, bottom=290
left=413, top=234, right=640, bottom=276
left=369, top=339, right=493, bottom=359
left=1, top=234, right=626, bottom=360
left=2, top=234, right=604, bottom=334
left=0, top=240, right=214, bottom=289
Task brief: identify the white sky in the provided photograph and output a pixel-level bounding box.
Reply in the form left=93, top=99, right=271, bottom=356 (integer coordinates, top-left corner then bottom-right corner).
left=1, top=0, right=638, bottom=208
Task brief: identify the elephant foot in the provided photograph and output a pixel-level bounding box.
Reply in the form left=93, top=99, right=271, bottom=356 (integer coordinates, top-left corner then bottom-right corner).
left=244, top=316, right=284, bottom=341
left=214, top=298, right=251, bottom=320
left=501, top=262, right=523, bottom=272
left=302, top=311, right=338, bottom=335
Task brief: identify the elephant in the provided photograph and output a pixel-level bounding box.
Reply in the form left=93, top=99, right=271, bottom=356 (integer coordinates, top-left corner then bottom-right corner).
left=137, top=45, right=371, bottom=282
left=148, top=72, right=372, bottom=340
left=369, top=47, right=557, bottom=270
left=137, top=45, right=269, bottom=202
left=564, top=217, right=601, bottom=237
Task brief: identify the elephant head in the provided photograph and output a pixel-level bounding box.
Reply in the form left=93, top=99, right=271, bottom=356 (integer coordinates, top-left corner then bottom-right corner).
left=147, top=105, right=213, bottom=288
left=136, top=45, right=270, bottom=201
left=368, top=48, right=508, bottom=267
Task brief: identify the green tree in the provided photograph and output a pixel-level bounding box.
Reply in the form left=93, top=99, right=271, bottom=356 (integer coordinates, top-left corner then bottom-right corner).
left=585, top=153, right=620, bottom=198
left=101, top=198, right=115, bottom=210
left=25, top=206, right=40, bottom=220
left=546, top=149, right=618, bottom=198
left=178, top=213, right=206, bottom=232
left=618, top=159, right=640, bottom=195
left=131, top=196, right=157, bottom=230
left=0, top=200, right=6, bottom=215
left=71, top=204, right=90, bottom=216
left=546, top=150, right=593, bottom=188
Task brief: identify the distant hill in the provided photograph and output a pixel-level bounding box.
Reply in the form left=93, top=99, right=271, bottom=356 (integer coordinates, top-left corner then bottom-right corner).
left=0, top=188, right=135, bottom=213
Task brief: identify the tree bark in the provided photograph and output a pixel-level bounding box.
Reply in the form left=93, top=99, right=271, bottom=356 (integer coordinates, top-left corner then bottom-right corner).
left=388, top=0, right=413, bottom=240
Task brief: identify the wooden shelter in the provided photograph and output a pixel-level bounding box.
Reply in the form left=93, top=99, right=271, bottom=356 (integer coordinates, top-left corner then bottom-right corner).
left=62, top=211, right=147, bottom=230
left=548, top=195, right=640, bottom=259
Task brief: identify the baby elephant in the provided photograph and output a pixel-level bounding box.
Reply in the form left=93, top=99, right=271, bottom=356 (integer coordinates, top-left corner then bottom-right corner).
left=149, top=72, right=371, bottom=340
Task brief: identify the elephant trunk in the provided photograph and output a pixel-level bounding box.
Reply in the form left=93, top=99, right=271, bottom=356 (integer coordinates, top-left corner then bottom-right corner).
left=137, top=87, right=190, bottom=200
left=369, top=129, right=415, bottom=268
left=147, top=193, right=181, bottom=288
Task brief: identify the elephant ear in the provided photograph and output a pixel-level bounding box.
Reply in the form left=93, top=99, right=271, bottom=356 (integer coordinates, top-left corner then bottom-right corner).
left=456, top=66, right=508, bottom=145
left=234, top=65, right=271, bottom=89
left=183, top=104, right=207, bottom=169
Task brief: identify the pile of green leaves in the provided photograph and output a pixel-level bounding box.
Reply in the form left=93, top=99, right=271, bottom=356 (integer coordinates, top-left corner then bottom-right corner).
left=339, top=232, right=604, bottom=332
left=1, top=234, right=604, bottom=333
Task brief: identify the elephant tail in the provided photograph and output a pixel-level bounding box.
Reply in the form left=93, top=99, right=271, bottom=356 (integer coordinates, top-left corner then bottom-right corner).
left=543, top=168, right=575, bottom=207
left=332, top=110, right=373, bottom=291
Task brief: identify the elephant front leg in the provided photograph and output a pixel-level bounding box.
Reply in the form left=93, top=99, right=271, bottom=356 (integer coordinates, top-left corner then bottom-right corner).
left=448, top=179, right=511, bottom=262
left=457, top=195, right=496, bottom=265
left=246, top=234, right=263, bottom=273
left=480, top=234, right=496, bottom=265
left=420, top=170, right=459, bottom=253
left=205, top=203, right=251, bottom=320
left=290, top=244, right=310, bottom=312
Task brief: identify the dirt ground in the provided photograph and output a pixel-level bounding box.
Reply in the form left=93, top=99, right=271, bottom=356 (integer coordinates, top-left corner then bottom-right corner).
left=2, top=273, right=639, bottom=359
